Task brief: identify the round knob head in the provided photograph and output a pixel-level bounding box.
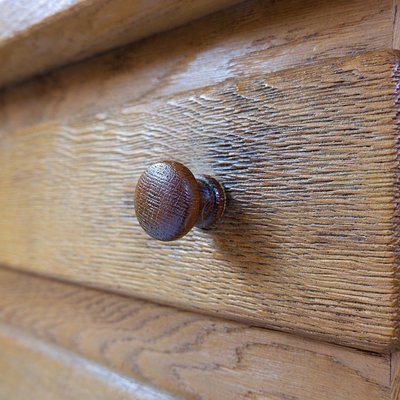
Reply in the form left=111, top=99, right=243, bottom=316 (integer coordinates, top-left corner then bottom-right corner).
left=134, top=161, right=201, bottom=241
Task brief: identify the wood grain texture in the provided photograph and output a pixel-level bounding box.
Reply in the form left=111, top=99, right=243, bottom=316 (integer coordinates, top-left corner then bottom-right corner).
left=135, top=161, right=203, bottom=241
left=386, top=351, right=400, bottom=400
left=0, top=324, right=176, bottom=400
left=392, top=352, right=400, bottom=399
left=0, top=267, right=392, bottom=400
left=0, top=51, right=399, bottom=351
left=0, top=0, right=395, bottom=135
left=0, top=0, right=243, bottom=88
left=393, top=0, right=400, bottom=50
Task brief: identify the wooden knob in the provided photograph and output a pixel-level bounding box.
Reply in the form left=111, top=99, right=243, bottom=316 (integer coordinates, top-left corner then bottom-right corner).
left=134, top=161, right=225, bottom=241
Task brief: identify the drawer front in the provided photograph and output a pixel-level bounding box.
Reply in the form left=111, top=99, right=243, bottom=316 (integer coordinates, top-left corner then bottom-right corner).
left=0, top=323, right=173, bottom=400
left=0, top=0, right=243, bottom=88
left=0, top=51, right=398, bottom=351
left=0, top=268, right=391, bottom=400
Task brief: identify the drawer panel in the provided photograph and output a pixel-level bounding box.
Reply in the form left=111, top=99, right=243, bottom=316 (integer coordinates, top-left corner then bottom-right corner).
left=0, top=0, right=394, bottom=137
left=0, top=0, right=243, bottom=88
left=0, top=268, right=391, bottom=400
left=0, top=51, right=399, bottom=351
left=0, top=323, right=174, bottom=400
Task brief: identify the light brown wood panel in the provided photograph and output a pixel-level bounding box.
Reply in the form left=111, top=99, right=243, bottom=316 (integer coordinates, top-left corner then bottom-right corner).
left=387, top=351, right=400, bottom=400
left=0, top=0, right=79, bottom=39
left=392, top=352, right=400, bottom=400
left=0, top=267, right=392, bottom=400
left=0, top=324, right=176, bottom=400
left=0, top=0, right=395, bottom=134
left=0, top=51, right=399, bottom=351
left=0, top=0, right=243, bottom=88
left=393, top=0, right=400, bottom=50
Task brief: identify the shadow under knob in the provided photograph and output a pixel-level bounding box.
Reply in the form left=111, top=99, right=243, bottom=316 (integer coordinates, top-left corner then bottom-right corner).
left=134, top=160, right=225, bottom=241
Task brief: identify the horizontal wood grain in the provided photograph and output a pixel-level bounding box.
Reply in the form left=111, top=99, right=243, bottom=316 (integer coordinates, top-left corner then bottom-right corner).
left=0, top=324, right=176, bottom=400
left=0, top=0, right=395, bottom=134
left=0, top=0, right=243, bottom=88
left=0, top=51, right=399, bottom=351
left=0, top=267, right=392, bottom=400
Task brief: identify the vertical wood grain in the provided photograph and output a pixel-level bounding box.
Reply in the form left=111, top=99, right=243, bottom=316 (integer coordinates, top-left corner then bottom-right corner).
left=393, top=0, right=400, bottom=49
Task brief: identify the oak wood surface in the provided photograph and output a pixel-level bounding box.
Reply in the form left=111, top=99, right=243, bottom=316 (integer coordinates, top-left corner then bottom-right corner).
left=392, top=352, right=400, bottom=400
left=393, top=0, right=400, bottom=50
left=0, top=51, right=399, bottom=351
left=0, top=324, right=177, bottom=400
left=0, top=0, right=395, bottom=135
left=0, top=0, right=243, bottom=88
left=387, top=352, right=400, bottom=400
left=0, top=267, right=392, bottom=400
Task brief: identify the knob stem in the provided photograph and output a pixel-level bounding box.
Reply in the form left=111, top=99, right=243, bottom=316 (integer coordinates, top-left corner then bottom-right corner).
left=195, top=175, right=226, bottom=229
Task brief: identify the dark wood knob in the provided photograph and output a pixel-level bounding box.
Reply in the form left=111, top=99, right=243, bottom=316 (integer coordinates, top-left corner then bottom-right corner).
left=134, top=161, right=225, bottom=241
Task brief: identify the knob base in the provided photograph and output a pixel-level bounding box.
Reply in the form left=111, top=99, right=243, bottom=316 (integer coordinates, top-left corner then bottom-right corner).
left=195, top=175, right=226, bottom=229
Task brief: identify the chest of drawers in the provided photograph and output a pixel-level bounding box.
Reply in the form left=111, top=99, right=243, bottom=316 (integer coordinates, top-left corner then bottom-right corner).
left=1, top=0, right=400, bottom=399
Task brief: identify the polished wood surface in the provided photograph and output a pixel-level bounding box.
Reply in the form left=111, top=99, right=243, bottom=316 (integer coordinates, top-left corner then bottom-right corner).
left=0, top=0, right=395, bottom=135
left=0, top=324, right=176, bottom=400
left=0, top=267, right=392, bottom=400
left=0, top=0, right=243, bottom=88
left=135, top=161, right=225, bottom=240
left=0, top=51, right=399, bottom=351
